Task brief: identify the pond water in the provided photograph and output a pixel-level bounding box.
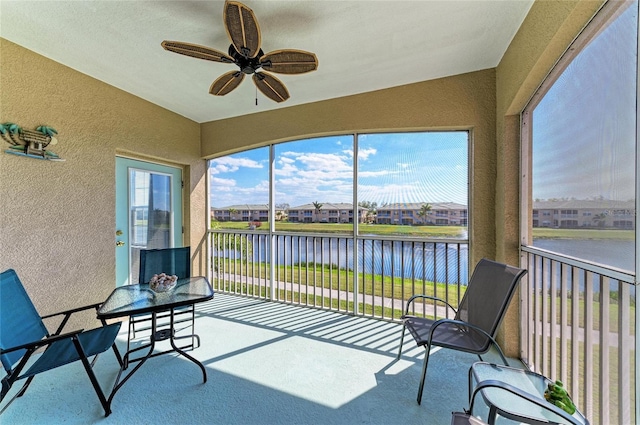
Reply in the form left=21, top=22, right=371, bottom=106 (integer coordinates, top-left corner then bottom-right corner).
left=532, top=238, right=635, bottom=273
left=218, top=234, right=635, bottom=286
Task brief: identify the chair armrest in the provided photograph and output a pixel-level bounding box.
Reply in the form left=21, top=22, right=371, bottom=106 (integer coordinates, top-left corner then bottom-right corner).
left=470, top=379, right=583, bottom=425
left=41, top=302, right=103, bottom=336
left=0, top=329, right=84, bottom=354
left=41, top=302, right=102, bottom=320
left=405, top=294, right=458, bottom=316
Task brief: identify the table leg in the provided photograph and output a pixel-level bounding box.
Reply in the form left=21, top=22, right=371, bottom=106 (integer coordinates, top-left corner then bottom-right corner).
left=168, top=307, right=208, bottom=383
left=488, top=405, right=498, bottom=425
left=107, top=312, right=158, bottom=410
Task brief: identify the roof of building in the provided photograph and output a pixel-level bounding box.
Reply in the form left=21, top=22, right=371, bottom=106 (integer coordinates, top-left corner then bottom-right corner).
left=533, top=199, right=635, bottom=210
left=287, top=203, right=365, bottom=211
left=212, top=204, right=269, bottom=211
left=376, top=202, right=467, bottom=211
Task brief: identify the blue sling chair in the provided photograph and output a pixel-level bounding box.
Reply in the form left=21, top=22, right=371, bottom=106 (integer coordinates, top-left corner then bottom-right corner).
left=0, top=269, right=123, bottom=416
left=127, top=247, right=198, bottom=360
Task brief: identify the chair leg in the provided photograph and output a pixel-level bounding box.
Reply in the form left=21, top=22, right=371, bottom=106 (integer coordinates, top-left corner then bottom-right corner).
left=72, top=338, right=112, bottom=416
left=397, top=323, right=406, bottom=359
left=111, top=342, right=124, bottom=367
left=0, top=390, right=22, bottom=415
left=15, top=376, right=35, bottom=398
left=0, top=374, right=25, bottom=414
left=417, top=344, right=432, bottom=405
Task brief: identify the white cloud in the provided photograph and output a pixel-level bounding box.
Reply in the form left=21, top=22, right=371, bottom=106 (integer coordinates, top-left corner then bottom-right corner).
left=342, top=147, right=377, bottom=161
left=210, top=179, right=269, bottom=207
left=210, top=156, right=263, bottom=175
left=210, top=177, right=237, bottom=189
left=296, top=152, right=351, bottom=172
left=358, top=170, right=395, bottom=178
left=358, top=148, right=377, bottom=160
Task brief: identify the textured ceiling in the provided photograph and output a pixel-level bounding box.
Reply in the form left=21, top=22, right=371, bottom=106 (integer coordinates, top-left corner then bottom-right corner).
left=0, top=1, right=533, bottom=123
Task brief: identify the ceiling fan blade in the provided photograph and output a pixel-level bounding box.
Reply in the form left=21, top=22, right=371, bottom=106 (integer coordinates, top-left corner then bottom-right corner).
left=210, top=71, right=245, bottom=96
left=161, top=40, right=234, bottom=63
left=260, top=49, right=318, bottom=74
left=224, top=0, right=261, bottom=58
left=253, top=72, right=289, bottom=103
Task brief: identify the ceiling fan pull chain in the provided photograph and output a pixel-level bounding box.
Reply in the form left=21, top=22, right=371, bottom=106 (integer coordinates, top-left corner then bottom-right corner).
left=255, top=85, right=258, bottom=106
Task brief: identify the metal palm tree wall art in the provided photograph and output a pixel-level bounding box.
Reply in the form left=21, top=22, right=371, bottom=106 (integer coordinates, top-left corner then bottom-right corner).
left=0, top=123, right=64, bottom=161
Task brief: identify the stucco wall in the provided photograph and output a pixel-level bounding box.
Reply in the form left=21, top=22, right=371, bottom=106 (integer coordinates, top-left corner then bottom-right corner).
left=0, top=39, right=205, bottom=328
left=201, top=69, right=499, bottom=268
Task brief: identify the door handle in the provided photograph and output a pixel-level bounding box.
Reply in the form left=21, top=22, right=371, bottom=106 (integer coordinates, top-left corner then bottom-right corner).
left=116, top=241, right=125, bottom=247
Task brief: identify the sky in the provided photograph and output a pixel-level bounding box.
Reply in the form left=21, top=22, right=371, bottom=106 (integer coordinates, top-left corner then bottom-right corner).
left=531, top=1, right=637, bottom=203
left=209, top=132, right=468, bottom=208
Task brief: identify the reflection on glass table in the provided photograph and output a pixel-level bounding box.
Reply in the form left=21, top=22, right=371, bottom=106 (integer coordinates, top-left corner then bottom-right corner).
left=469, top=362, right=588, bottom=425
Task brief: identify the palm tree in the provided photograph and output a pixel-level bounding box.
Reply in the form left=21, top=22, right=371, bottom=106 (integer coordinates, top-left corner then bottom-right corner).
left=228, top=208, right=237, bottom=222
left=312, top=201, right=323, bottom=223
left=359, top=201, right=377, bottom=224
left=417, top=203, right=432, bottom=225
left=592, top=212, right=607, bottom=228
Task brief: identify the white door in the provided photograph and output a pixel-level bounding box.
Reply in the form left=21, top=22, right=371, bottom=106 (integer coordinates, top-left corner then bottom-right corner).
left=115, top=157, right=183, bottom=286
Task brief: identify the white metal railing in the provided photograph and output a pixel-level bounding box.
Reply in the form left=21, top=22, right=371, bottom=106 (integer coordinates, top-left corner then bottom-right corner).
left=208, top=230, right=468, bottom=321
left=521, top=245, right=637, bottom=425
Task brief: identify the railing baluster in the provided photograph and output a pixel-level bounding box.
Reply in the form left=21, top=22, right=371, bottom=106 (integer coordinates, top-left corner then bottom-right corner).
left=541, top=257, right=549, bottom=376
left=619, top=280, right=631, bottom=424
left=549, top=259, right=558, bottom=379
left=571, top=265, right=580, bottom=408
left=584, top=269, right=593, bottom=420
left=444, top=243, right=450, bottom=313
left=432, top=244, right=437, bottom=319
left=298, top=236, right=303, bottom=303
left=559, top=262, right=569, bottom=385
left=305, top=236, right=309, bottom=306
left=533, top=254, right=541, bottom=373
left=599, top=275, right=610, bottom=424
left=320, top=238, right=331, bottom=308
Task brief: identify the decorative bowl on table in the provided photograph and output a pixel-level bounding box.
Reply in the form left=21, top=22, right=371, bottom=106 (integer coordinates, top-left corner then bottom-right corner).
left=148, top=273, right=178, bottom=292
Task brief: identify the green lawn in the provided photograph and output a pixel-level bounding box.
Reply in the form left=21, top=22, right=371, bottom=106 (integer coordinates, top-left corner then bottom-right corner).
left=214, top=221, right=634, bottom=240
left=532, top=228, right=634, bottom=240
left=214, top=260, right=466, bottom=319
left=212, top=220, right=467, bottom=238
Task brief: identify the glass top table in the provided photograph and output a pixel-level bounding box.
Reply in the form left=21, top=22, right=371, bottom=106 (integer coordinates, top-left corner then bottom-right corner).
left=469, top=362, right=588, bottom=425
left=97, top=276, right=214, bottom=411
left=98, top=276, right=214, bottom=319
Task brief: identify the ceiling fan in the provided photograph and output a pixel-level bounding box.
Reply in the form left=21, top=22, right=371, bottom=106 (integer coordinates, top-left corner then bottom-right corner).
left=161, top=0, right=318, bottom=103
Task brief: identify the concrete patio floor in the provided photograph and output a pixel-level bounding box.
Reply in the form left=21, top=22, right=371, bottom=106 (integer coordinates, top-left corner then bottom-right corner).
left=1, top=293, right=514, bottom=425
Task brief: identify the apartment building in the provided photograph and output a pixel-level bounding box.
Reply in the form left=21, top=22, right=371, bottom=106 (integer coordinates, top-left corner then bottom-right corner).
left=287, top=203, right=367, bottom=223
left=211, top=204, right=269, bottom=222
left=533, top=199, right=635, bottom=229
left=375, top=202, right=468, bottom=225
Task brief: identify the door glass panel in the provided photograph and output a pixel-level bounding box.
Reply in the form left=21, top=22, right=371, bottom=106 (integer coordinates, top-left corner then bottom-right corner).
left=129, top=169, right=173, bottom=283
